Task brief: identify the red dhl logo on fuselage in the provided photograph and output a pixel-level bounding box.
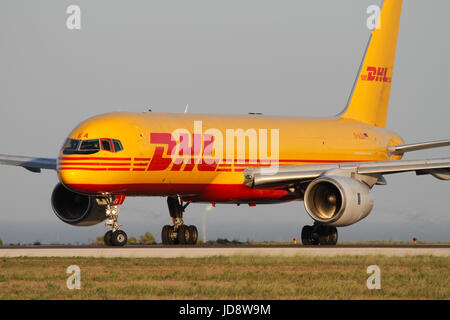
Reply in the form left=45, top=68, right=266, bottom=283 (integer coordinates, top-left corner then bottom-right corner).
left=147, top=132, right=219, bottom=171
left=144, top=132, right=281, bottom=171
left=360, top=66, right=391, bottom=83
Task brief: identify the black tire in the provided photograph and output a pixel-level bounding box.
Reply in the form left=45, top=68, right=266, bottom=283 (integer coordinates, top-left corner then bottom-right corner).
left=301, top=225, right=313, bottom=245
left=168, top=226, right=177, bottom=245
left=328, top=227, right=338, bottom=245
left=161, top=225, right=171, bottom=245
left=318, top=226, right=331, bottom=245
left=104, top=230, right=113, bottom=246
left=111, top=230, right=128, bottom=246
left=318, top=226, right=338, bottom=245
left=188, top=225, right=198, bottom=245
left=177, top=225, right=189, bottom=244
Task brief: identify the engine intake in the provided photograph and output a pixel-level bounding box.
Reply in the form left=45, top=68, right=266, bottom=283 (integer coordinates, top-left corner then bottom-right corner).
left=304, top=176, right=373, bottom=227
left=51, top=183, right=107, bottom=226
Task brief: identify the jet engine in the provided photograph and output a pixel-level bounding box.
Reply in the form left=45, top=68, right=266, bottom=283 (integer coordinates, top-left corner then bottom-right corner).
left=304, top=176, right=374, bottom=227
left=51, top=183, right=107, bottom=226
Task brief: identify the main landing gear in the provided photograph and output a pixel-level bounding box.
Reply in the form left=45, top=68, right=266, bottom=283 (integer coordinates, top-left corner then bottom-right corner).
left=301, top=223, right=338, bottom=245
left=103, top=199, right=128, bottom=247
left=161, top=196, right=198, bottom=245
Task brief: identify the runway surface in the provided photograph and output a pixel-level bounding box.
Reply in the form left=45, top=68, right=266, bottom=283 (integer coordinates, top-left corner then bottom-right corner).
left=1, top=245, right=449, bottom=258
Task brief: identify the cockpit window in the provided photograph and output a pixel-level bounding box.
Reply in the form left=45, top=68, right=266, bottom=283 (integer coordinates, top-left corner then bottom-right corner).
left=63, top=139, right=80, bottom=152
left=113, top=139, right=124, bottom=152
left=101, top=139, right=112, bottom=152
left=79, top=139, right=101, bottom=152
left=63, top=138, right=124, bottom=155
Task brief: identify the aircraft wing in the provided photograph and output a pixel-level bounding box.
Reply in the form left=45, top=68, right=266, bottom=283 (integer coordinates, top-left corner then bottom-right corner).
left=0, top=154, right=57, bottom=173
left=243, top=158, right=450, bottom=188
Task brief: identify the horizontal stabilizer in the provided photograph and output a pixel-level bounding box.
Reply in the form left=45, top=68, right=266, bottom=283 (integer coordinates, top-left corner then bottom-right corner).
left=388, top=139, right=450, bottom=155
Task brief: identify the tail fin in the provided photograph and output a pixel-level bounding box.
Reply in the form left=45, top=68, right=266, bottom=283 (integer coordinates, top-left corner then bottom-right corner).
left=340, top=0, right=403, bottom=128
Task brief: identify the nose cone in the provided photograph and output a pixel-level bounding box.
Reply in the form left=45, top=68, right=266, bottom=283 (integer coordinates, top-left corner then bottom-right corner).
left=57, top=112, right=143, bottom=194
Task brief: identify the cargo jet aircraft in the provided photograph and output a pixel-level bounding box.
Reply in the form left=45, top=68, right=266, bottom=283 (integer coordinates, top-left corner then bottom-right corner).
left=1, top=0, right=449, bottom=246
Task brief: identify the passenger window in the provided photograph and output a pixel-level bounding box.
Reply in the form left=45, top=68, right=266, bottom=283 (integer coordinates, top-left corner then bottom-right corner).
left=101, top=139, right=112, bottom=152
left=113, top=139, right=124, bottom=152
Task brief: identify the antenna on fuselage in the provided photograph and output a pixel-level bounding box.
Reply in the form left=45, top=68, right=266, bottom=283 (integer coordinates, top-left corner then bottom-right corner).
left=184, top=104, right=189, bottom=114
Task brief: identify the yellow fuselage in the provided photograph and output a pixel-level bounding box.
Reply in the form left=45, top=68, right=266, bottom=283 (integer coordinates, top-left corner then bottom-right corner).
left=57, top=112, right=403, bottom=203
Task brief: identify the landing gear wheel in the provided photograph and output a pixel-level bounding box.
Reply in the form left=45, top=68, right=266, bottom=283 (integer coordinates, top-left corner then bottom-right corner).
left=165, top=196, right=199, bottom=245
left=104, top=230, right=113, bottom=246
left=188, top=225, right=198, bottom=245
left=301, top=225, right=338, bottom=246
left=325, top=227, right=338, bottom=245
left=102, top=196, right=127, bottom=246
left=168, top=226, right=177, bottom=245
left=301, top=225, right=318, bottom=245
left=111, top=230, right=128, bottom=246
left=318, top=226, right=331, bottom=245
left=317, top=226, right=338, bottom=245
left=177, top=225, right=189, bottom=244
left=162, top=225, right=171, bottom=245
left=162, top=225, right=177, bottom=245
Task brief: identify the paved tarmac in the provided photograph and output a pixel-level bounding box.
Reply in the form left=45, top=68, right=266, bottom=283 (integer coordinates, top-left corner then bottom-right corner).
left=0, top=245, right=449, bottom=258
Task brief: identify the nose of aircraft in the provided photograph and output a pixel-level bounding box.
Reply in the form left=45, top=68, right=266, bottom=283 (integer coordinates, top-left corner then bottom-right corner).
left=57, top=160, right=89, bottom=193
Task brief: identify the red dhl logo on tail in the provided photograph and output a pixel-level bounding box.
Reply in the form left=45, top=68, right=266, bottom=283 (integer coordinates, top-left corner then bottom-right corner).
left=360, top=66, right=391, bottom=83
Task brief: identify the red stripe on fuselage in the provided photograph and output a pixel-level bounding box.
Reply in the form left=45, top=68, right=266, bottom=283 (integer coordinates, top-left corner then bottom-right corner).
left=59, top=156, right=365, bottom=164
left=59, top=157, right=132, bottom=161
left=59, top=162, right=131, bottom=166
left=59, top=167, right=130, bottom=171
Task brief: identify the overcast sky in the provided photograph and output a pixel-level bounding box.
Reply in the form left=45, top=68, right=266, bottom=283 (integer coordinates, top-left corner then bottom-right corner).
left=0, top=0, right=449, bottom=244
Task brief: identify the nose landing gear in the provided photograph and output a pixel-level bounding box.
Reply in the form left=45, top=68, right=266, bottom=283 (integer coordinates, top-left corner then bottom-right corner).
left=103, top=198, right=128, bottom=247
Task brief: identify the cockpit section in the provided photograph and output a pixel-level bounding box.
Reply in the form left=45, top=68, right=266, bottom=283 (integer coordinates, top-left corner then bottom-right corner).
left=62, top=138, right=124, bottom=155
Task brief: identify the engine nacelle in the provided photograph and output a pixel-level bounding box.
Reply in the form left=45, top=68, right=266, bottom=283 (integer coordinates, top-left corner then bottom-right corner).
left=51, top=183, right=107, bottom=226
left=304, top=176, right=374, bottom=227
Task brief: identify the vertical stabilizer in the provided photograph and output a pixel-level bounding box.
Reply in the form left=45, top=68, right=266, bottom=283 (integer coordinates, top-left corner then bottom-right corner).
left=340, top=0, right=403, bottom=128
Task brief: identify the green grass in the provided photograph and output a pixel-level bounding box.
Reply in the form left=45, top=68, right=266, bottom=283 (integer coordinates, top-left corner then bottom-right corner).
left=0, top=255, right=448, bottom=299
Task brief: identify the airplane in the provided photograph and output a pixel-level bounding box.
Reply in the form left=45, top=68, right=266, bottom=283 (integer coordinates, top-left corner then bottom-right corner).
left=0, top=0, right=449, bottom=246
